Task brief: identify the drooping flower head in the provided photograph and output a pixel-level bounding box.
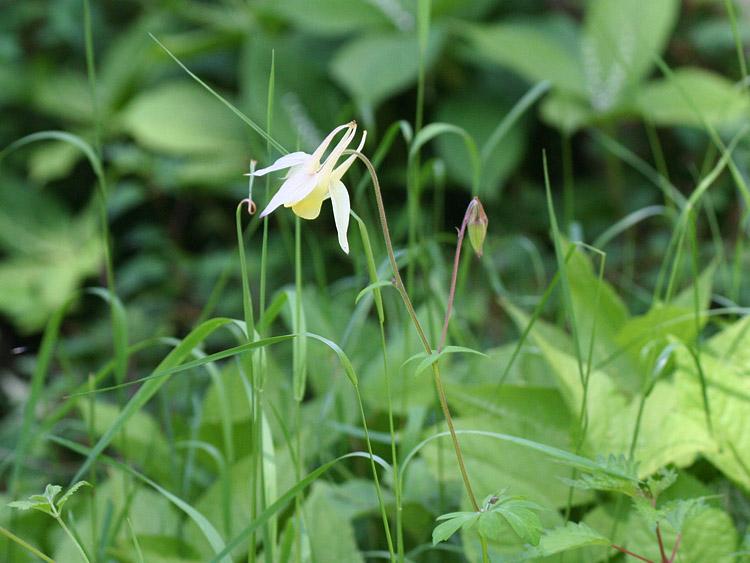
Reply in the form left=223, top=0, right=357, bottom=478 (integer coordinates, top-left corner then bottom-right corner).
left=248, top=121, right=366, bottom=254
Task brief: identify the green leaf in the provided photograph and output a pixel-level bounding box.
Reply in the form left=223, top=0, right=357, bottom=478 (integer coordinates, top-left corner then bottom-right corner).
left=637, top=68, right=750, bottom=126
left=56, top=481, right=91, bottom=511
left=7, top=499, right=52, bottom=514
left=407, top=346, right=488, bottom=377
left=539, top=92, right=594, bottom=133
left=79, top=401, right=172, bottom=482
left=42, top=484, right=62, bottom=507
left=0, top=186, right=102, bottom=332
left=626, top=505, right=737, bottom=562
left=122, top=81, right=246, bottom=156
left=262, top=0, right=396, bottom=36
left=581, top=0, right=679, bottom=110
left=674, top=341, right=750, bottom=490
left=460, top=16, right=586, bottom=97
left=503, top=301, right=712, bottom=476
left=434, top=93, right=528, bottom=199
left=303, top=483, right=365, bottom=563
left=526, top=522, right=610, bottom=558
left=331, top=30, right=442, bottom=107
left=481, top=497, right=544, bottom=545
left=432, top=512, right=479, bottom=545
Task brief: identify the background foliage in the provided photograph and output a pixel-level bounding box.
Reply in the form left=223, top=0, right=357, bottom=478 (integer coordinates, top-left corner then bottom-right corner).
left=2, top=0, right=750, bottom=561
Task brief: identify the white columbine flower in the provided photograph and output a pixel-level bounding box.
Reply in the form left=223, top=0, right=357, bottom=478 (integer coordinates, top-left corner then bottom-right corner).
left=248, top=121, right=366, bottom=254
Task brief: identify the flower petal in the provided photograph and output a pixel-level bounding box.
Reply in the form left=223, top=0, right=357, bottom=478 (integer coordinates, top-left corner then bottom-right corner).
left=259, top=170, right=318, bottom=218
left=310, top=122, right=356, bottom=170
left=249, top=151, right=309, bottom=177
left=329, top=180, right=351, bottom=254
left=291, top=189, right=327, bottom=219
left=318, top=124, right=357, bottom=178
left=331, top=130, right=367, bottom=183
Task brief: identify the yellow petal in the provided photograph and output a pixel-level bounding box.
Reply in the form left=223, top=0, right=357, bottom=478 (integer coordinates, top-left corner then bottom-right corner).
left=291, top=189, right=327, bottom=220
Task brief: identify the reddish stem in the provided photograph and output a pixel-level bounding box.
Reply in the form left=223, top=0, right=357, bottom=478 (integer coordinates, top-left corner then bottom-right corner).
left=611, top=544, right=655, bottom=563
left=656, top=523, right=669, bottom=563
left=668, top=533, right=682, bottom=563
left=438, top=205, right=473, bottom=352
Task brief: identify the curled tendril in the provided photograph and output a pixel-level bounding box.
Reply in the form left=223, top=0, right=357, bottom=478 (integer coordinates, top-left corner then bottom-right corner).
left=240, top=198, right=257, bottom=215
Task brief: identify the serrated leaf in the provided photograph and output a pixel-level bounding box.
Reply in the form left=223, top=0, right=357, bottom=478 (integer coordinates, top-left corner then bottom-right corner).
left=432, top=512, right=479, bottom=545
left=528, top=522, right=610, bottom=558
left=7, top=499, right=51, bottom=513
left=57, top=481, right=91, bottom=511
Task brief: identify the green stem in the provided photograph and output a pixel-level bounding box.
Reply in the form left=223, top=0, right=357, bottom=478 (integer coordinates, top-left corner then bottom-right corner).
left=294, top=217, right=304, bottom=563
left=354, top=386, right=395, bottom=558
left=379, top=321, right=404, bottom=563
left=0, top=525, right=54, bottom=563
left=352, top=151, right=480, bottom=512
left=56, top=515, right=91, bottom=563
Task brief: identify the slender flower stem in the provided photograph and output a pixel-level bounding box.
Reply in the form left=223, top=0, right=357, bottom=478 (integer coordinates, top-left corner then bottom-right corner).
left=611, top=544, right=654, bottom=563
left=351, top=150, right=480, bottom=511
left=438, top=202, right=476, bottom=352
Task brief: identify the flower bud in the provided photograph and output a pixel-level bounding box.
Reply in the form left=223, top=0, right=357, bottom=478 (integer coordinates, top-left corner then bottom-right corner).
left=466, top=197, right=488, bottom=258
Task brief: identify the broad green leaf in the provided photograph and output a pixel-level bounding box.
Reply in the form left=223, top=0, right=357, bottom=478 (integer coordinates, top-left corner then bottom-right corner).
left=504, top=301, right=712, bottom=476
left=122, top=81, right=246, bottom=156
left=27, top=141, right=81, bottom=184
left=50, top=435, right=230, bottom=563
left=434, top=93, right=528, bottom=199
left=50, top=471, right=182, bottom=563
left=0, top=186, right=101, bottom=332
left=421, top=416, right=593, bottom=509
left=303, top=483, right=365, bottom=563
left=525, top=521, right=610, bottom=558
left=704, top=315, right=750, bottom=375
left=79, top=401, right=172, bottom=483
left=460, top=16, right=586, bottom=97
left=582, top=0, right=678, bottom=110
left=31, top=71, right=93, bottom=124
left=675, top=343, right=750, bottom=490
left=626, top=504, right=737, bottom=563
left=637, top=68, right=750, bottom=126
left=539, top=91, right=594, bottom=133
left=563, top=243, right=637, bottom=391
left=331, top=30, right=442, bottom=107
left=261, top=0, right=394, bottom=35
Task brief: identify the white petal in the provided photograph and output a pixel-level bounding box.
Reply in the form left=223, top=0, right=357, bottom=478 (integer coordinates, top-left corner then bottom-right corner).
left=310, top=122, right=356, bottom=168
left=331, top=130, right=367, bottom=183
left=259, top=170, right=318, bottom=218
left=250, top=152, right=309, bottom=177
left=329, top=180, right=351, bottom=254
